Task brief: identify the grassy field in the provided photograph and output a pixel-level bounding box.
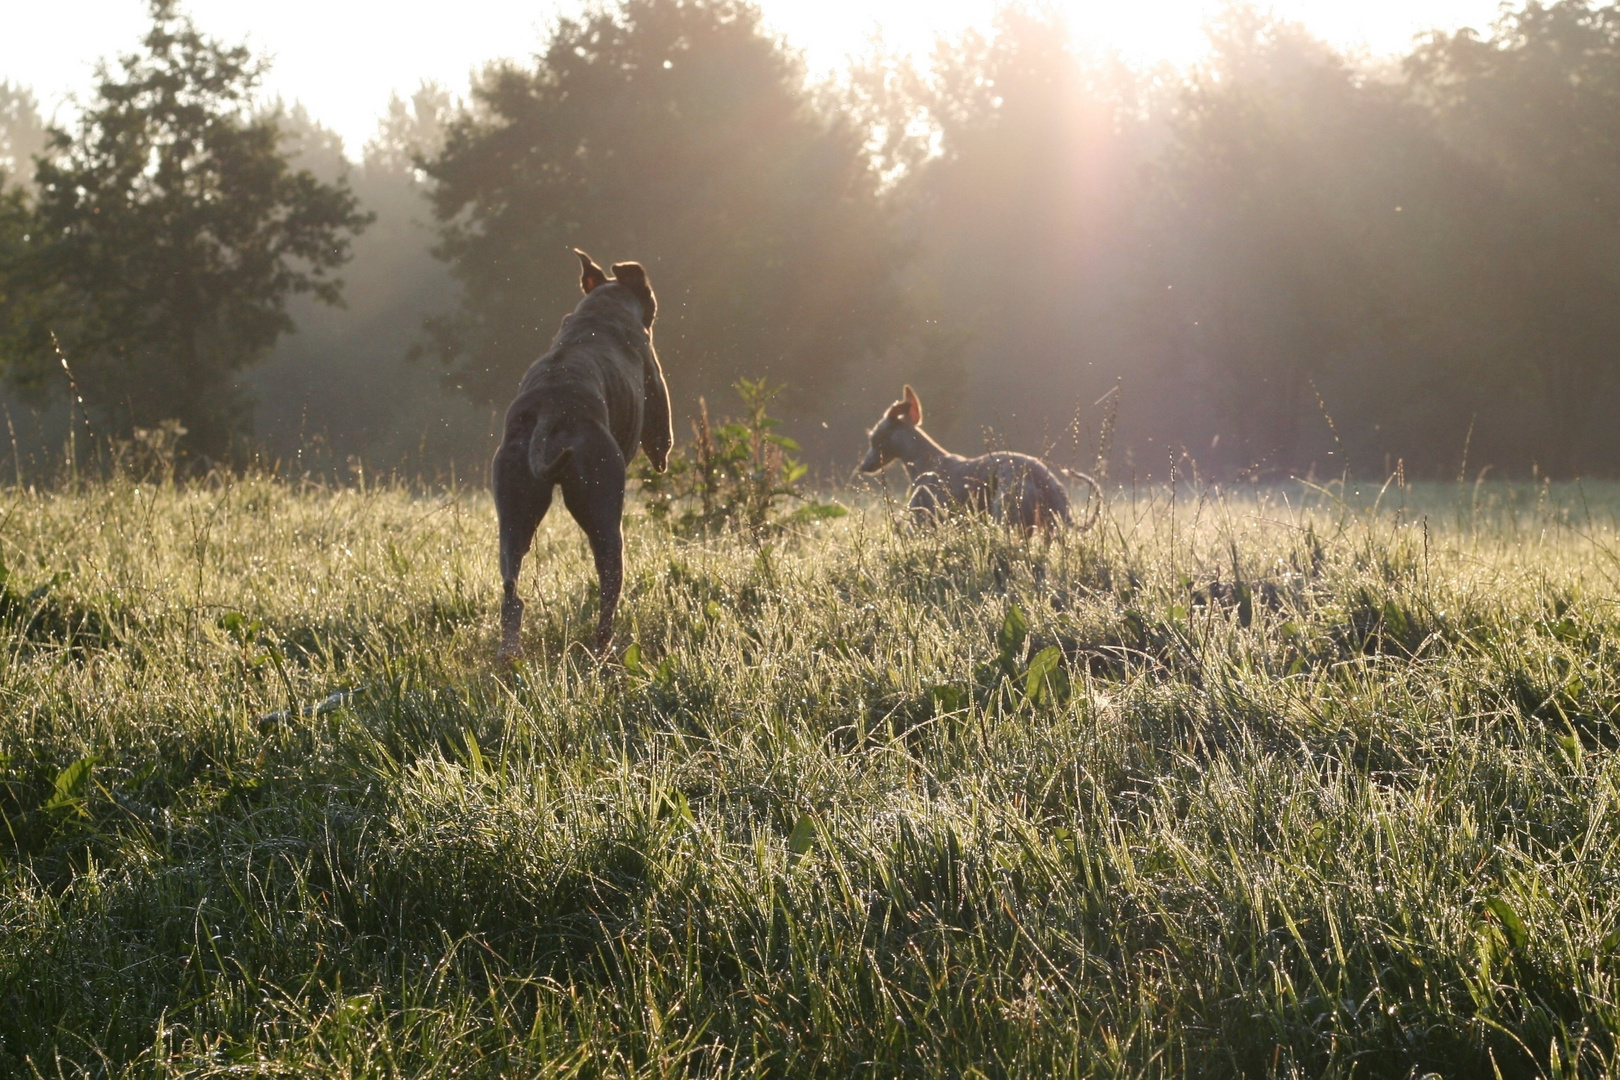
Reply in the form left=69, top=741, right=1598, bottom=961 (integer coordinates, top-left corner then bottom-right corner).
left=4, top=471, right=1620, bottom=1077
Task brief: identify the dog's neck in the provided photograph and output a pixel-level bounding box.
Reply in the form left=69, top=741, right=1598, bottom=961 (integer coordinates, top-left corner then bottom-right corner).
left=891, top=424, right=955, bottom=481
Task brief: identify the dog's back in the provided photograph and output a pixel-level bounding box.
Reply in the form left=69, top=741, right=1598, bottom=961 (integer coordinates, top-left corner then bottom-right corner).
left=949, top=451, right=1071, bottom=532
left=493, top=251, right=671, bottom=658
left=510, top=284, right=659, bottom=482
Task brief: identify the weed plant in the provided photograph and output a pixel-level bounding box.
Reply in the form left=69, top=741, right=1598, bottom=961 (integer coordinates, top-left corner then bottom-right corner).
left=636, top=379, right=846, bottom=537
left=3, top=471, right=1620, bottom=1077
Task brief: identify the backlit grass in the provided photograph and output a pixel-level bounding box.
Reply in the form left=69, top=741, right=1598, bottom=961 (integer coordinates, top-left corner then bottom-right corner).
left=4, top=473, right=1620, bottom=1076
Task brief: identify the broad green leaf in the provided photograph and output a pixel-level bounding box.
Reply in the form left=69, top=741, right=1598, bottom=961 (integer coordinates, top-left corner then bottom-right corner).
left=660, top=788, right=694, bottom=824
left=45, top=757, right=95, bottom=817
left=1486, top=897, right=1529, bottom=951
left=1122, top=610, right=1147, bottom=646
left=998, top=604, right=1027, bottom=660
left=335, top=993, right=375, bottom=1026
left=930, top=684, right=968, bottom=715
left=788, top=814, right=816, bottom=861
left=653, top=657, right=676, bottom=688
left=221, top=611, right=264, bottom=645
left=1381, top=599, right=1409, bottom=640
left=1024, top=645, right=1063, bottom=703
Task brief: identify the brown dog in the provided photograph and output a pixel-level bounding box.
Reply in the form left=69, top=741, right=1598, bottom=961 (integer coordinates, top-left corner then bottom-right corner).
left=493, top=250, right=672, bottom=658
left=858, top=385, right=1099, bottom=533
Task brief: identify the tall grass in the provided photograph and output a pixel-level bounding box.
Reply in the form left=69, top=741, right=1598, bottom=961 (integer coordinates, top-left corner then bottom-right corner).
left=4, top=471, right=1620, bottom=1077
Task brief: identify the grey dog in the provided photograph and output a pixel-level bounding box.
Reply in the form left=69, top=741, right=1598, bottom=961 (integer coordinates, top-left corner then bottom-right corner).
left=493, top=250, right=673, bottom=659
left=859, top=385, right=1100, bottom=533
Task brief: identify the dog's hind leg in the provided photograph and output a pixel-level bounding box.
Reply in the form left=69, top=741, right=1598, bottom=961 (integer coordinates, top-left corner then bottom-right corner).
left=494, top=443, right=553, bottom=660
left=561, top=446, right=627, bottom=657
left=1026, top=468, right=1070, bottom=539
left=908, top=472, right=947, bottom=528
left=1024, top=475, right=1056, bottom=539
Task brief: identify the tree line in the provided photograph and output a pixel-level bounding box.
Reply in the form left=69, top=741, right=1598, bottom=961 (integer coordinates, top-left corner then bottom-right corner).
left=2, top=0, right=1618, bottom=478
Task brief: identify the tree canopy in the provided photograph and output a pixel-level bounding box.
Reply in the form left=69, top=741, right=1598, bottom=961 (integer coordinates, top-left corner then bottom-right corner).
left=856, top=1, right=1620, bottom=478
left=1, top=0, right=369, bottom=455
left=0, top=82, right=46, bottom=186
left=7, top=0, right=1620, bottom=477
left=1406, top=1, right=1620, bottom=473
left=419, top=0, right=907, bottom=420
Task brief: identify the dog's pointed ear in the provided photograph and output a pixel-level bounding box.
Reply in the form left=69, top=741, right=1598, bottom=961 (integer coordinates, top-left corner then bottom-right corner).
left=886, top=384, right=922, bottom=426
left=611, top=261, right=656, bottom=325
left=575, top=249, right=609, bottom=293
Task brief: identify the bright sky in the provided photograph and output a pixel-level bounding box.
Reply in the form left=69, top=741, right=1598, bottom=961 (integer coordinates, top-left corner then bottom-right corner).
left=4, top=0, right=1507, bottom=155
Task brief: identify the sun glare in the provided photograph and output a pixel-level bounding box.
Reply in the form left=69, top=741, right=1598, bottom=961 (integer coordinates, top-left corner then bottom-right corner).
left=6, top=0, right=1506, bottom=155
left=764, top=0, right=1505, bottom=74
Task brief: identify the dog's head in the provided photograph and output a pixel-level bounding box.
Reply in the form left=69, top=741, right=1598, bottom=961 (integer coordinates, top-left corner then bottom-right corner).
left=575, top=249, right=656, bottom=329
left=859, top=385, right=922, bottom=473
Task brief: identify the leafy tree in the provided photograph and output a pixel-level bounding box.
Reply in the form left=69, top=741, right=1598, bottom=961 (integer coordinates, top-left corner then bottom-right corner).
left=0, top=84, right=45, bottom=363
left=1408, top=0, right=1620, bottom=474
left=1136, top=7, right=1548, bottom=476
left=1151, top=13, right=1411, bottom=471
left=365, top=82, right=454, bottom=176
left=848, top=1, right=1620, bottom=479
left=5, top=0, right=370, bottom=455
left=419, top=0, right=906, bottom=428
left=0, top=184, right=34, bottom=355
left=245, top=91, right=484, bottom=473
left=0, top=82, right=46, bottom=186
left=857, top=9, right=1164, bottom=457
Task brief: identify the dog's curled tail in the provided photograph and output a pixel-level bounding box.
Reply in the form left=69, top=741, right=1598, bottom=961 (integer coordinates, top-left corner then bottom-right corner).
left=1056, top=468, right=1104, bottom=532
left=529, top=441, right=576, bottom=483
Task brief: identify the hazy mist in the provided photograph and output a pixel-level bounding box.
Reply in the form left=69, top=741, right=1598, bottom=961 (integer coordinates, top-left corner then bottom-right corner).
left=3, top=0, right=1618, bottom=480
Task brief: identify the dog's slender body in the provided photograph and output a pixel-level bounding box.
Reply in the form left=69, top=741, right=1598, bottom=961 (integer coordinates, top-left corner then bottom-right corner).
left=859, top=386, right=1099, bottom=534
left=493, top=251, right=672, bottom=659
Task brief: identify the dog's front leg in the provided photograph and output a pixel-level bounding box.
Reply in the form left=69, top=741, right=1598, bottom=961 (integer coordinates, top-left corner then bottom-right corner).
left=641, top=355, right=673, bottom=472
left=500, top=581, right=525, bottom=658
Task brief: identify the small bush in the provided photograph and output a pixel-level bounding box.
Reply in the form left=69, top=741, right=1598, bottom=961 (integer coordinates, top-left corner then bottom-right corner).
left=637, top=377, right=846, bottom=536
